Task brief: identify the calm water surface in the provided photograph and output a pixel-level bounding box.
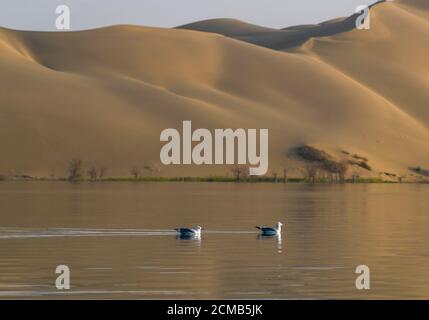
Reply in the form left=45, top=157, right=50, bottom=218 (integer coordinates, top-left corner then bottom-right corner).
left=0, top=182, right=428, bottom=299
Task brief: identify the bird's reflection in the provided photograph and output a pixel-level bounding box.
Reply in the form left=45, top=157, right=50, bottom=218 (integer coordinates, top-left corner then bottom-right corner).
left=257, top=233, right=283, bottom=253
left=175, top=234, right=202, bottom=247
left=176, top=234, right=201, bottom=241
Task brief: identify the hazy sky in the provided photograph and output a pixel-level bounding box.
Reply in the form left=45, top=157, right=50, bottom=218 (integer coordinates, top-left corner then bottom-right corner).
left=0, top=0, right=377, bottom=31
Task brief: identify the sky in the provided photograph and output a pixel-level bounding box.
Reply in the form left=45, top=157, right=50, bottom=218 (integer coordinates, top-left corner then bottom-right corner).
left=0, top=0, right=377, bottom=31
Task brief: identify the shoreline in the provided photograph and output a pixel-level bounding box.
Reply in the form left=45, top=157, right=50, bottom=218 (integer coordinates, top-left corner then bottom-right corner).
left=1, top=175, right=427, bottom=184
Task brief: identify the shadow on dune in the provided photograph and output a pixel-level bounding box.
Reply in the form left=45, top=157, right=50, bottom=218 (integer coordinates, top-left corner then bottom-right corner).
left=409, top=167, right=429, bottom=177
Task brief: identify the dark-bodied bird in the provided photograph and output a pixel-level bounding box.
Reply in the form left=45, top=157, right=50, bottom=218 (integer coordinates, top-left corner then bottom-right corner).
left=256, top=222, right=283, bottom=236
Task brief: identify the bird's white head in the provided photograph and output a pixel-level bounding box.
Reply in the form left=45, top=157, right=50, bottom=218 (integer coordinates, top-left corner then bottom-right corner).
left=196, top=226, right=202, bottom=231
left=277, top=222, right=283, bottom=231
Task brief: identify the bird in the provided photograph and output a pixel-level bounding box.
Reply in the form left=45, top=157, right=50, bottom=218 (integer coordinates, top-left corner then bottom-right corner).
left=174, top=226, right=202, bottom=238
left=256, top=222, right=283, bottom=236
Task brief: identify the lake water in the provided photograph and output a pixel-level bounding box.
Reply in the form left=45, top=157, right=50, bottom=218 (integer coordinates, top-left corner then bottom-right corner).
left=0, top=182, right=428, bottom=299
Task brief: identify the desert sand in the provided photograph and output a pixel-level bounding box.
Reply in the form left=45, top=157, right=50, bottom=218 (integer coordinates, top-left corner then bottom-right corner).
left=0, top=0, right=428, bottom=179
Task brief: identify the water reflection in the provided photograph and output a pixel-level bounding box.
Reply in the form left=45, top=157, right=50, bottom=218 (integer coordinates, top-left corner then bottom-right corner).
left=0, top=182, right=428, bottom=299
left=175, top=233, right=202, bottom=249
left=257, top=234, right=283, bottom=253
left=176, top=234, right=201, bottom=241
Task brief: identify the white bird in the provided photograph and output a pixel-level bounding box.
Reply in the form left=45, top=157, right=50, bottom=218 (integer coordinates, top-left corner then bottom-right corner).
left=256, top=222, right=283, bottom=236
left=174, top=226, right=202, bottom=238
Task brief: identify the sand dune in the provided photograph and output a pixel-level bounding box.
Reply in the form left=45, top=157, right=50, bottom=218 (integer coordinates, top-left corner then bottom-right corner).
left=178, top=1, right=383, bottom=50
left=177, top=18, right=279, bottom=36
left=178, top=16, right=356, bottom=50
left=0, top=0, right=428, bottom=179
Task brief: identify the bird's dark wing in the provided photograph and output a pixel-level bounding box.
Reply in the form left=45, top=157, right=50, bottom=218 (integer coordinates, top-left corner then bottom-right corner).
left=175, top=228, right=193, bottom=233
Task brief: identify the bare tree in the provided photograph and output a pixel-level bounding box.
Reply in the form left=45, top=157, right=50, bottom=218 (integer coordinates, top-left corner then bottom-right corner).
left=272, top=170, right=278, bottom=183
left=304, top=163, right=319, bottom=183
left=87, top=166, right=98, bottom=182
left=68, top=158, right=83, bottom=181
left=317, top=166, right=328, bottom=182
left=283, top=168, right=288, bottom=183
left=327, top=172, right=334, bottom=184
left=337, top=161, right=349, bottom=183
left=130, top=167, right=141, bottom=179
left=231, top=165, right=248, bottom=183
left=321, top=160, right=348, bottom=183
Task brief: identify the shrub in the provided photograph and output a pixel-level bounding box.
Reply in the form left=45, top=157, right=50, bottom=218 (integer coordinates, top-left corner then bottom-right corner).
left=352, top=154, right=368, bottom=162
left=130, top=167, right=141, bottom=179
left=231, top=165, right=249, bottom=182
left=68, top=158, right=83, bottom=181
left=294, top=145, right=331, bottom=163
left=87, top=166, right=98, bottom=182
left=304, top=163, right=320, bottom=183
left=348, top=159, right=371, bottom=171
